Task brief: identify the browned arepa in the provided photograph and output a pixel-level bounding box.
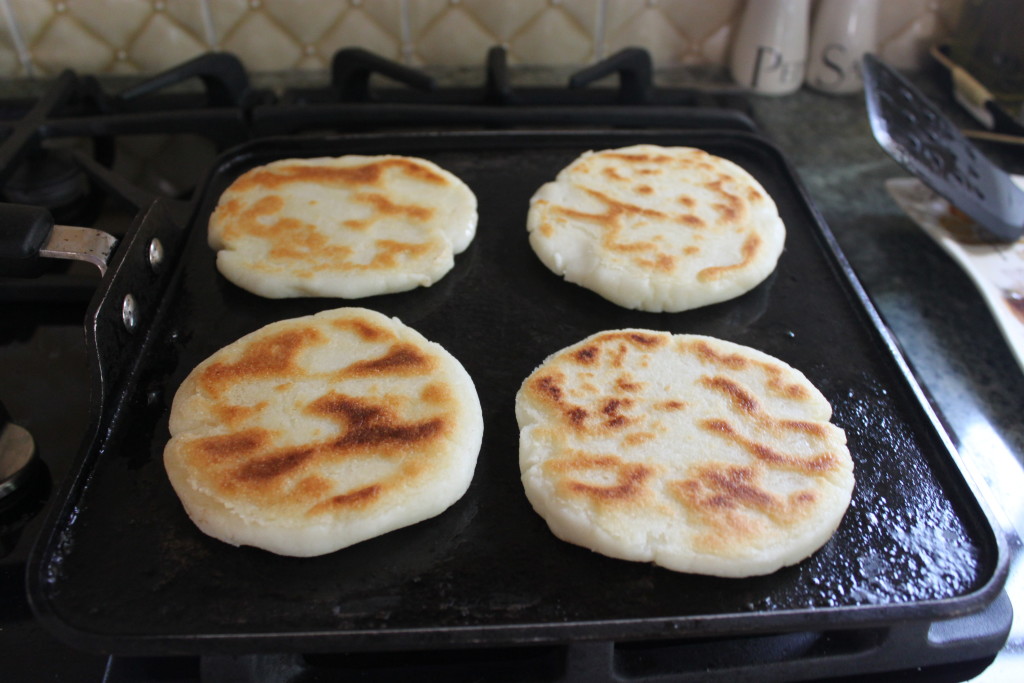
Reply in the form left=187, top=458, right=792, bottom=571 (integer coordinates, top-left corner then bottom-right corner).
left=208, top=155, right=478, bottom=298
left=527, top=144, right=785, bottom=312
left=516, top=330, right=853, bottom=577
left=164, top=307, right=483, bottom=556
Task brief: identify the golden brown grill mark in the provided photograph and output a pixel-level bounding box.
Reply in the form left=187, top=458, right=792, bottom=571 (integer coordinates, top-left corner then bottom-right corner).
left=192, top=428, right=272, bottom=462
left=343, top=218, right=370, bottom=230
left=602, top=167, right=628, bottom=182
left=340, top=342, right=436, bottom=377
left=232, top=158, right=449, bottom=193
left=669, top=463, right=819, bottom=550
left=686, top=340, right=810, bottom=400
left=547, top=185, right=710, bottom=273
left=236, top=447, right=314, bottom=482
left=420, top=382, right=452, bottom=405
left=582, top=333, right=664, bottom=369
left=212, top=402, right=268, bottom=428
left=699, top=418, right=837, bottom=473
left=266, top=220, right=351, bottom=262
left=358, top=239, right=433, bottom=271
left=615, top=375, right=644, bottom=393
left=352, top=192, right=435, bottom=222
left=605, top=152, right=672, bottom=164
left=330, top=318, right=393, bottom=342
left=701, top=175, right=748, bottom=225
left=600, top=398, right=635, bottom=430
left=567, top=407, right=588, bottom=428
left=695, top=371, right=837, bottom=473
left=218, top=194, right=281, bottom=242
left=783, top=420, right=828, bottom=437
left=199, top=327, right=326, bottom=397
left=185, top=379, right=451, bottom=515
left=590, top=331, right=665, bottom=349
left=214, top=159, right=449, bottom=278
left=546, top=453, right=654, bottom=503
left=573, top=346, right=600, bottom=365
left=533, top=373, right=565, bottom=402
left=636, top=253, right=677, bottom=272
left=311, top=392, right=446, bottom=451
left=622, top=432, right=655, bottom=447
left=529, top=373, right=591, bottom=431
left=690, top=340, right=748, bottom=369
left=701, top=376, right=759, bottom=414
left=309, top=484, right=382, bottom=514
left=696, top=233, right=761, bottom=282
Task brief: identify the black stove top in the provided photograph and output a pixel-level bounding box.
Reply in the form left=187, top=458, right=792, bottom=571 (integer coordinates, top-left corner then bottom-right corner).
left=0, top=48, right=1011, bottom=682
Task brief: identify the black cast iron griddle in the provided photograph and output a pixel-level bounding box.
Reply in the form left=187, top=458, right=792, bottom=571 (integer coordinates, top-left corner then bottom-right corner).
left=28, top=129, right=1007, bottom=656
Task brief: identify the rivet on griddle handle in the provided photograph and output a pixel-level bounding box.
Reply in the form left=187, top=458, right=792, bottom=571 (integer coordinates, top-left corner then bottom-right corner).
left=148, top=238, right=164, bottom=273
left=122, top=293, right=138, bottom=333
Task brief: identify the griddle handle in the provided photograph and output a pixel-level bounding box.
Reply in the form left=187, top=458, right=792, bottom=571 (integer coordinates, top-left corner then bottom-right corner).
left=0, top=203, right=53, bottom=277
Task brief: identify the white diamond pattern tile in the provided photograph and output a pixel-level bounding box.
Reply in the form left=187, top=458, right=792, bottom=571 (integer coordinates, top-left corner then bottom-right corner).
left=0, top=0, right=965, bottom=78
left=162, top=0, right=214, bottom=46
left=413, top=5, right=494, bottom=66
left=604, top=8, right=687, bottom=66
left=317, top=8, right=403, bottom=65
left=460, top=0, right=547, bottom=42
left=508, top=4, right=593, bottom=64
left=128, top=11, right=208, bottom=73
left=262, top=0, right=347, bottom=47
left=603, top=0, right=739, bottom=65
left=878, top=0, right=962, bottom=70
left=65, top=0, right=153, bottom=47
left=205, top=0, right=249, bottom=47
left=6, top=0, right=59, bottom=50
left=696, top=21, right=733, bottom=66
left=656, top=0, right=741, bottom=44
left=219, top=8, right=303, bottom=71
left=0, top=7, right=23, bottom=76
left=32, top=14, right=113, bottom=76
left=550, top=0, right=600, bottom=50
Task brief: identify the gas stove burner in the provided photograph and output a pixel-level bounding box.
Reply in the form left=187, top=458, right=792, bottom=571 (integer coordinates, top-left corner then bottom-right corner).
left=2, top=149, right=92, bottom=223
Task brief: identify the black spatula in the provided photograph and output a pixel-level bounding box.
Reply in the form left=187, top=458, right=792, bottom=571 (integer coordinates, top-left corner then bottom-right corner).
left=863, top=53, right=1024, bottom=242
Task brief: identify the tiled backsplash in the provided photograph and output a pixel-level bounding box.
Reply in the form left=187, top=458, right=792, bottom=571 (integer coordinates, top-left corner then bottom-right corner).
left=0, top=0, right=964, bottom=80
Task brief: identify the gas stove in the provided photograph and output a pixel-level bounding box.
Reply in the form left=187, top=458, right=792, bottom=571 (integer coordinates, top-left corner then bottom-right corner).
left=0, top=48, right=1014, bottom=682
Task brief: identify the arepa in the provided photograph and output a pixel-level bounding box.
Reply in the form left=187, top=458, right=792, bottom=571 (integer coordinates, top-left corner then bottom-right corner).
left=527, top=144, right=785, bottom=312
left=208, top=155, right=478, bottom=299
left=164, top=307, right=483, bottom=557
left=515, top=330, right=854, bottom=578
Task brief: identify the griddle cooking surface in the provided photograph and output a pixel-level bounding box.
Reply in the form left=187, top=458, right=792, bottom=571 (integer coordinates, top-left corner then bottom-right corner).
left=30, top=130, right=1004, bottom=654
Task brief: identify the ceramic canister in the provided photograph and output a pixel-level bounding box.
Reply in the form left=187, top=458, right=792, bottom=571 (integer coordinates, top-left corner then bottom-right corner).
left=730, top=0, right=811, bottom=95
left=806, top=0, right=879, bottom=94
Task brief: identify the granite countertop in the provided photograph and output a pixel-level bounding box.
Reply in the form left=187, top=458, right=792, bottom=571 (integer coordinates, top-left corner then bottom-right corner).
left=748, top=82, right=1024, bottom=681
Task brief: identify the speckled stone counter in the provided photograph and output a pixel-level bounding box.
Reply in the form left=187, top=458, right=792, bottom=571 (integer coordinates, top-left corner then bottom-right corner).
left=749, top=83, right=1024, bottom=681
